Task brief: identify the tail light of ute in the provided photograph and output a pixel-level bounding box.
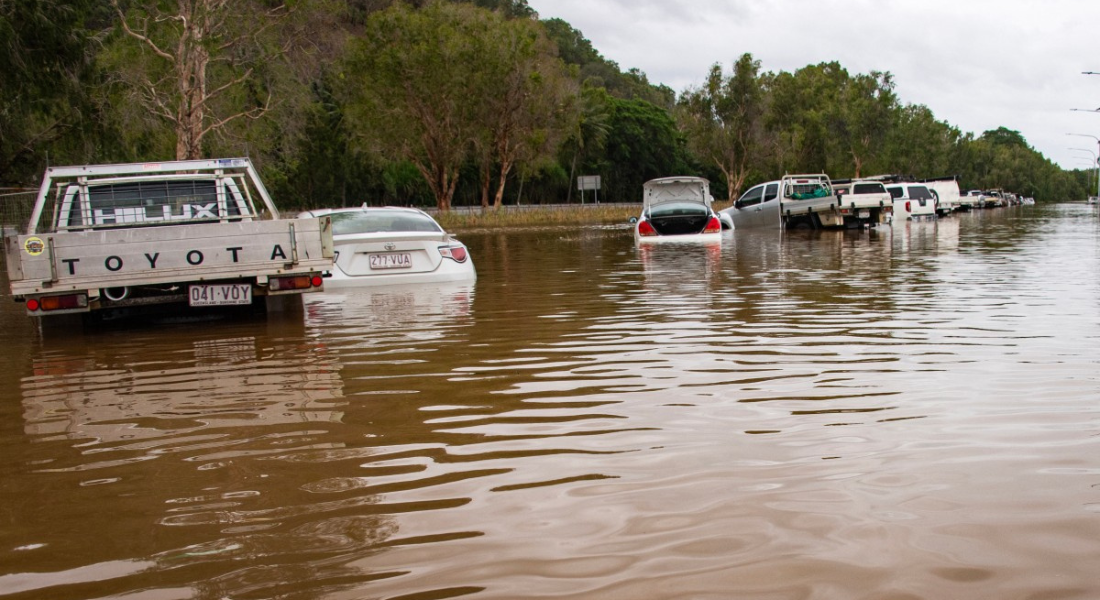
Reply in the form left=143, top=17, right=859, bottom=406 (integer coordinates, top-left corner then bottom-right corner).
left=905, top=201, right=912, bottom=213
left=703, top=217, right=721, bottom=234
left=439, top=245, right=469, bottom=263
left=637, top=220, right=657, bottom=237
left=27, top=293, right=87, bottom=312
left=270, top=274, right=323, bottom=291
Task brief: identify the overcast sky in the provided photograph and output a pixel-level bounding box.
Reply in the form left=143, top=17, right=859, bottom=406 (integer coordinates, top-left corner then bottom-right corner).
left=531, top=0, right=1100, bottom=172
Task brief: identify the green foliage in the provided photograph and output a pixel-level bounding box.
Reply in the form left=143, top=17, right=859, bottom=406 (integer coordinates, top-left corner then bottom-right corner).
left=0, top=0, right=107, bottom=184
left=597, top=97, right=688, bottom=201
left=540, top=18, right=674, bottom=110
left=1, top=0, right=1084, bottom=205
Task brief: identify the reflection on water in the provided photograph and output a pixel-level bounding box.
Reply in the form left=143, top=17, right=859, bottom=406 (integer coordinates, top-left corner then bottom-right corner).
left=3, top=205, right=1100, bottom=599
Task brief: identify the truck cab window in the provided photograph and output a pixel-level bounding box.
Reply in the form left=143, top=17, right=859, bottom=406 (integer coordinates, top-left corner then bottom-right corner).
left=736, top=186, right=764, bottom=208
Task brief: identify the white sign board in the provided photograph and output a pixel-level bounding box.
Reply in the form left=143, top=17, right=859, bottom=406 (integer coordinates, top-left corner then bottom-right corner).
left=577, top=175, right=601, bottom=191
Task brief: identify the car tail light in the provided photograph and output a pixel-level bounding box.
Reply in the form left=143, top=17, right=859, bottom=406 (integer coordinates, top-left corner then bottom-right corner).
left=270, top=275, right=321, bottom=291
left=637, top=220, right=657, bottom=236
left=905, top=201, right=911, bottom=213
left=703, top=217, right=721, bottom=233
left=28, top=294, right=87, bottom=312
left=439, top=245, right=469, bottom=263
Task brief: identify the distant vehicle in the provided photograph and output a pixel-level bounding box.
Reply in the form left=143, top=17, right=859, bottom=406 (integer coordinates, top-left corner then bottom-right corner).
left=831, top=179, right=893, bottom=227
left=982, top=189, right=1006, bottom=208
left=921, top=177, right=962, bottom=216
left=886, top=183, right=937, bottom=221
left=721, top=174, right=845, bottom=230
left=960, top=189, right=986, bottom=210
left=297, top=206, right=475, bottom=287
left=634, top=176, right=724, bottom=243
left=4, top=158, right=333, bottom=321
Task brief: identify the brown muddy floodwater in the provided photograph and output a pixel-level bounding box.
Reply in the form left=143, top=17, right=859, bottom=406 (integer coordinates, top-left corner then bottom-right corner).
left=2, top=204, right=1100, bottom=600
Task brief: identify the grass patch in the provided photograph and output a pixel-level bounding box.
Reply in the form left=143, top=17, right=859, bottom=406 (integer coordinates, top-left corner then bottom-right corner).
left=432, top=204, right=641, bottom=230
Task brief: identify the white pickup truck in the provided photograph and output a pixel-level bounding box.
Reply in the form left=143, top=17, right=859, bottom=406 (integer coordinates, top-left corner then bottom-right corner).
left=722, top=174, right=845, bottom=229
left=4, top=158, right=334, bottom=320
left=831, top=179, right=893, bottom=227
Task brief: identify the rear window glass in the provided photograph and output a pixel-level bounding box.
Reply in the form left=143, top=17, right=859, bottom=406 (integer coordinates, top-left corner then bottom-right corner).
left=787, top=181, right=830, bottom=199
left=329, top=210, right=442, bottom=235
left=79, top=180, right=230, bottom=227
left=887, top=187, right=903, bottom=199
left=909, top=186, right=934, bottom=200
left=853, top=183, right=886, bottom=194
left=650, top=202, right=709, bottom=218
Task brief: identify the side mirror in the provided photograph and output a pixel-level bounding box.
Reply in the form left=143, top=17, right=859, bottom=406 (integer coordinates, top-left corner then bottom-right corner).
left=628, top=216, right=638, bottom=224
left=734, top=201, right=743, bottom=210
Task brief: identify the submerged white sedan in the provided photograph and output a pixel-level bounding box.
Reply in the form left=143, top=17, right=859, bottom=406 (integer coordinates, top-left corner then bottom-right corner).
left=298, top=206, right=475, bottom=288
left=634, top=176, right=725, bottom=243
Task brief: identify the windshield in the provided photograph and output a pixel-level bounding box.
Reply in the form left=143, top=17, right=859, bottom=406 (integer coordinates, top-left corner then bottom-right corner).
left=329, top=210, right=442, bottom=235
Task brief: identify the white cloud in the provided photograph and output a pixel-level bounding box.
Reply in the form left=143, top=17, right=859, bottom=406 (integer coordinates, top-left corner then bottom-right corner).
left=532, top=0, right=1100, bottom=170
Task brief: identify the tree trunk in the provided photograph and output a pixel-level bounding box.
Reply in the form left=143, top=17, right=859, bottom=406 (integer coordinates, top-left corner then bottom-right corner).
left=493, top=156, right=514, bottom=208
left=480, top=164, right=492, bottom=209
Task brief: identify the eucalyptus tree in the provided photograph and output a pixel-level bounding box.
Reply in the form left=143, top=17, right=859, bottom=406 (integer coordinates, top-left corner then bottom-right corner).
left=831, top=71, right=897, bottom=177
left=343, top=2, right=492, bottom=210
left=764, top=63, right=849, bottom=175
left=883, top=104, right=959, bottom=177
left=104, top=0, right=337, bottom=161
left=344, top=1, right=575, bottom=210
left=676, top=53, right=764, bottom=199
left=472, top=14, right=578, bottom=208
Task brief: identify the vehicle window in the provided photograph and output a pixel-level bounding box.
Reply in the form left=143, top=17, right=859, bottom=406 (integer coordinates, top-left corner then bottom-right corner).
left=736, top=185, right=764, bottom=208
left=330, top=211, right=442, bottom=235
left=787, top=181, right=830, bottom=199
left=853, top=183, right=886, bottom=194
left=651, top=202, right=708, bottom=218
left=84, top=180, right=220, bottom=226
left=763, top=183, right=779, bottom=202
left=910, top=186, right=933, bottom=200
left=887, top=186, right=904, bottom=199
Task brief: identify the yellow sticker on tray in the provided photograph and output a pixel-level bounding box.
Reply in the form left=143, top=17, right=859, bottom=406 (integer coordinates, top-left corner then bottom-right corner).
left=24, top=237, right=45, bottom=256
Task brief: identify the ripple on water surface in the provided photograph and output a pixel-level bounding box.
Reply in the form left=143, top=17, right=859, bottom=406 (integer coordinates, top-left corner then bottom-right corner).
left=3, top=207, right=1100, bottom=599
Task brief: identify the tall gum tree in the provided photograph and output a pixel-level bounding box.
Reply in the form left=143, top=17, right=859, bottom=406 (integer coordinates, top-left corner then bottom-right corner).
left=344, top=1, right=575, bottom=211
left=676, top=53, right=764, bottom=200
left=474, top=16, right=577, bottom=208
left=106, top=0, right=329, bottom=161
left=343, top=2, right=487, bottom=210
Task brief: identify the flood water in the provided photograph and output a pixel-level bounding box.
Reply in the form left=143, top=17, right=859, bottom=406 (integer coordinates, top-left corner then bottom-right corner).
left=2, top=204, right=1100, bottom=600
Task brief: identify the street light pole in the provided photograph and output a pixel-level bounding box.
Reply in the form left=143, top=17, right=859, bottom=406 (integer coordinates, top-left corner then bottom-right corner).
left=1070, top=149, right=1097, bottom=197
left=1067, top=133, right=1100, bottom=199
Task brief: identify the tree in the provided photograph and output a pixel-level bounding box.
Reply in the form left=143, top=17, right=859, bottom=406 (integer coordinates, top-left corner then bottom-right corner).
left=343, top=2, right=491, bottom=210
left=0, top=0, right=102, bottom=184
left=560, top=84, right=611, bottom=203
left=832, top=71, right=897, bottom=177
left=677, top=53, right=765, bottom=199
left=344, top=1, right=574, bottom=210
left=599, top=97, right=687, bottom=201
left=106, top=0, right=329, bottom=160
left=473, top=17, right=577, bottom=208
